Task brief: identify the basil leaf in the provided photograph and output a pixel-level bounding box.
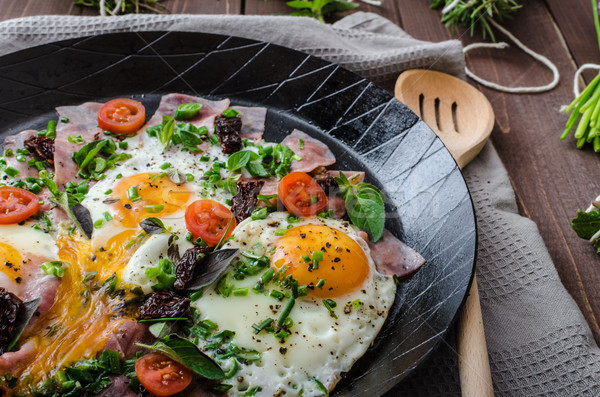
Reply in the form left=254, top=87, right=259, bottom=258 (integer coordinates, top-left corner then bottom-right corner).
left=148, top=321, right=179, bottom=339
left=185, top=248, right=239, bottom=290
left=7, top=298, right=41, bottom=352
left=139, top=217, right=167, bottom=235
left=341, top=179, right=386, bottom=243
left=572, top=209, right=600, bottom=239
left=246, top=162, right=270, bottom=178
left=177, top=128, right=203, bottom=152
left=174, top=103, right=203, bottom=120
left=227, top=150, right=252, bottom=172
left=137, top=335, right=224, bottom=379
left=159, top=117, right=175, bottom=152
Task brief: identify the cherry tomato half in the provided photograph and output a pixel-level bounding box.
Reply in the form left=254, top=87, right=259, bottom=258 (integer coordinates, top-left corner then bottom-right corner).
left=97, top=98, right=146, bottom=135
left=277, top=172, right=328, bottom=217
left=185, top=199, right=236, bottom=246
left=134, top=352, right=193, bottom=397
left=0, top=187, right=40, bottom=224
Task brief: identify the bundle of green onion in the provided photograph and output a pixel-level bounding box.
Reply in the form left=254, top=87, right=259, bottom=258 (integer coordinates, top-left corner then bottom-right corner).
left=561, top=0, right=600, bottom=151
left=562, top=74, right=600, bottom=151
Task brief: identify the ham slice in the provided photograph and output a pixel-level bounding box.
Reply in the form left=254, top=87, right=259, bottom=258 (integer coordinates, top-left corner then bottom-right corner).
left=2, top=130, right=41, bottom=179
left=143, top=93, right=230, bottom=136
left=0, top=339, right=35, bottom=372
left=103, top=320, right=153, bottom=360
left=231, top=106, right=267, bottom=141
left=98, top=376, right=141, bottom=397
left=54, top=102, right=104, bottom=188
left=364, top=229, right=426, bottom=277
left=281, top=129, right=336, bottom=173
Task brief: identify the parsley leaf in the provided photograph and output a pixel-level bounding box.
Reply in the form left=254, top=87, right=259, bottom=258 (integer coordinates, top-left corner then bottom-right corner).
left=572, top=209, right=600, bottom=240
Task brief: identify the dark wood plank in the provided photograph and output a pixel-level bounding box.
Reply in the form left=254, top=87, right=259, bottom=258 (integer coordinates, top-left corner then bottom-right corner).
left=546, top=0, right=600, bottom=83
left=0, top=0, right=238, bottom=22
left=399, top=0, right=600, bottom=342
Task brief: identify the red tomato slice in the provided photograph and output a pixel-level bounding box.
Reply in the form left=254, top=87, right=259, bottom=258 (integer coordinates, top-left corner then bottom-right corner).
left=0, top=187, right=40, bottom=224
left=277, top=172, right=328, bottom=217
left=97, top=98, right=146, bottom=135
left=134, top=352, right=193, bottom=397
left=185, top=200, right=236, bottom=246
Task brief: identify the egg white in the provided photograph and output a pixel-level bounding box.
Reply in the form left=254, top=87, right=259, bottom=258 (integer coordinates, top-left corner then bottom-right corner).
left=192, top=212, right=396, bottom=396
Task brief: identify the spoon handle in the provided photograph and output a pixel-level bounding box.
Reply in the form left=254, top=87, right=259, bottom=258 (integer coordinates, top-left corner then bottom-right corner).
left=457, top=276, right=494, bottom=397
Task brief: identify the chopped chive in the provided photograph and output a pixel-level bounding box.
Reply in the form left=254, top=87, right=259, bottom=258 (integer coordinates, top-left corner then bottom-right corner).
left=297, top=285, right=308, bottom=297
left=232, top=287, right=248, bottom=296
left=200, top=156, right=210, bottom=162
left=274, top=228, right=287, bottom=236
left=185, top=232, right=193, bottom=242
left=94, top=219, right=105, bottom=229
left=251, top=207, right=268, bottom=220
left=189, top=289, right=203, bottom=302
left=4, top=167, right=19, bottom=177
left=323, top=299, right=338, bottom=319
left=127, top=186, right=139, bottom=199
left=270, top=290, right=285, bottom=300
left=316, top=279, right=326, bottom=288
left=144, top=205, right=164, bottom=213
left=275, top=329, right=290, bottom=340
left=118, top=141, right=128, bottom=150
left=222, top=108, right=240, bottom=118
left=104, top=189, right=113, bottom=195
left=174, top=103, right=202, bottom=120
left=60, top=117, right=69, bottom=123
left=103, top=212, right=113, bottom=221
left=185, top=173, right=194, bottom=182
left=252, top=318, right=274, bottom=334
left=116, top=173, right=122, bottom=179
left=83, top=271, right=98, bottom=282
left=225, top=199, right=232, bottom=206
left=67, top=135, right=85, bottom=144
left=302, top=254, right=311, bottom=262
left=160, top=162, right=170, bottom=170
left=286, top=214, right=300, bottom=224
left=261, top=268, right=275, bottom=285
left=298, top=138, right=304, bottom=150
left=46, top=120, right=57, bottom=139
left=312, top=251, right=324, bottom=270
left=277, top=298, right=295, bottom=327
left=209, top=134, right=220, bottom=145
left=4, top=149, right=13, bottom=157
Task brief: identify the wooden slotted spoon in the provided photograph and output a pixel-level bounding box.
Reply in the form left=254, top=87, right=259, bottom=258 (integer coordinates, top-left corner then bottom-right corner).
left=395, top=69, right=495, bottom=397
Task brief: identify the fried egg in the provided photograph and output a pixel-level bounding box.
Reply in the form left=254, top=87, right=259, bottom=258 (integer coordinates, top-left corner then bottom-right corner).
left=0, top=224, right=58, bottom=295
left=191, top=212, right=396, bottom=396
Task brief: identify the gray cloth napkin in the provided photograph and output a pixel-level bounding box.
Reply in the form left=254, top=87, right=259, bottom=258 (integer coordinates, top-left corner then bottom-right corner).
left=0, top=11, right=598, bottom=396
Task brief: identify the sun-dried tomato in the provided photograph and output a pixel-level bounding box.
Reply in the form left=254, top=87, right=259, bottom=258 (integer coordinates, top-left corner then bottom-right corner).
left=214, top=115, right=242, bottom=154
left=311, top=166, right=338, bottom=195
left=139, top=291, right=191, bottom=320
left=24, top=135, right=55, bottom=165
left=0, top=287, right=23, bottom=354
left=174, top=246, right=212, bottom=291
left=231, top=180, right=265, bottom=224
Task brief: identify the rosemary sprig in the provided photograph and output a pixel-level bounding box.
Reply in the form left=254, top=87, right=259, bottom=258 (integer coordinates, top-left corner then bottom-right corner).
left=430, top=0, right=522, bottom=42
left=561, top=0, right=600, bottom=152
left=74, top=0, right=165, bottom=15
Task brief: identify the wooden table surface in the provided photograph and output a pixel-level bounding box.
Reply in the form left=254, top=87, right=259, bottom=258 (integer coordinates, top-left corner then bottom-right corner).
left=2, top=0, right=600, bottom=344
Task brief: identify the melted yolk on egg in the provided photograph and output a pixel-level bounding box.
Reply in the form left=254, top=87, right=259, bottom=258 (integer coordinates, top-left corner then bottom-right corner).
left=271, top=224, right=369, bottom=298
left=110, top=173, right=192, bottom=228
left=0, top=242, right=22, bottom=282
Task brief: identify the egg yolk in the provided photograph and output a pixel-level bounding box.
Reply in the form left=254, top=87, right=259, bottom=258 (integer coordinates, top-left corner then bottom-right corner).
left=110, top=173, right=192, bottom=228
left=0, top=242, right=22, bottom=283
left=271, top=224, right=369, bottom=298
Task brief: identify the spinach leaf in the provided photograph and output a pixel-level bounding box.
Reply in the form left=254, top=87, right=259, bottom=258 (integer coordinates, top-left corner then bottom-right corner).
left=572, top=209, right=600, bottom=239
left=137, top=335, right=224, bottom=380
left=337, top=173, right=385, bottom=242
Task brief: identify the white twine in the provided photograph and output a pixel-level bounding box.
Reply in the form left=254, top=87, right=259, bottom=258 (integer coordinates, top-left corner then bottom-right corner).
left=573, top=64, right=600, bottom=97
left=443, top=2, right=560, bottom=94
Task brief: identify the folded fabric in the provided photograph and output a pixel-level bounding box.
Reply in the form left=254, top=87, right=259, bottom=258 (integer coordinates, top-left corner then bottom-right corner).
left=0, top=11, right=598, bottom=396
